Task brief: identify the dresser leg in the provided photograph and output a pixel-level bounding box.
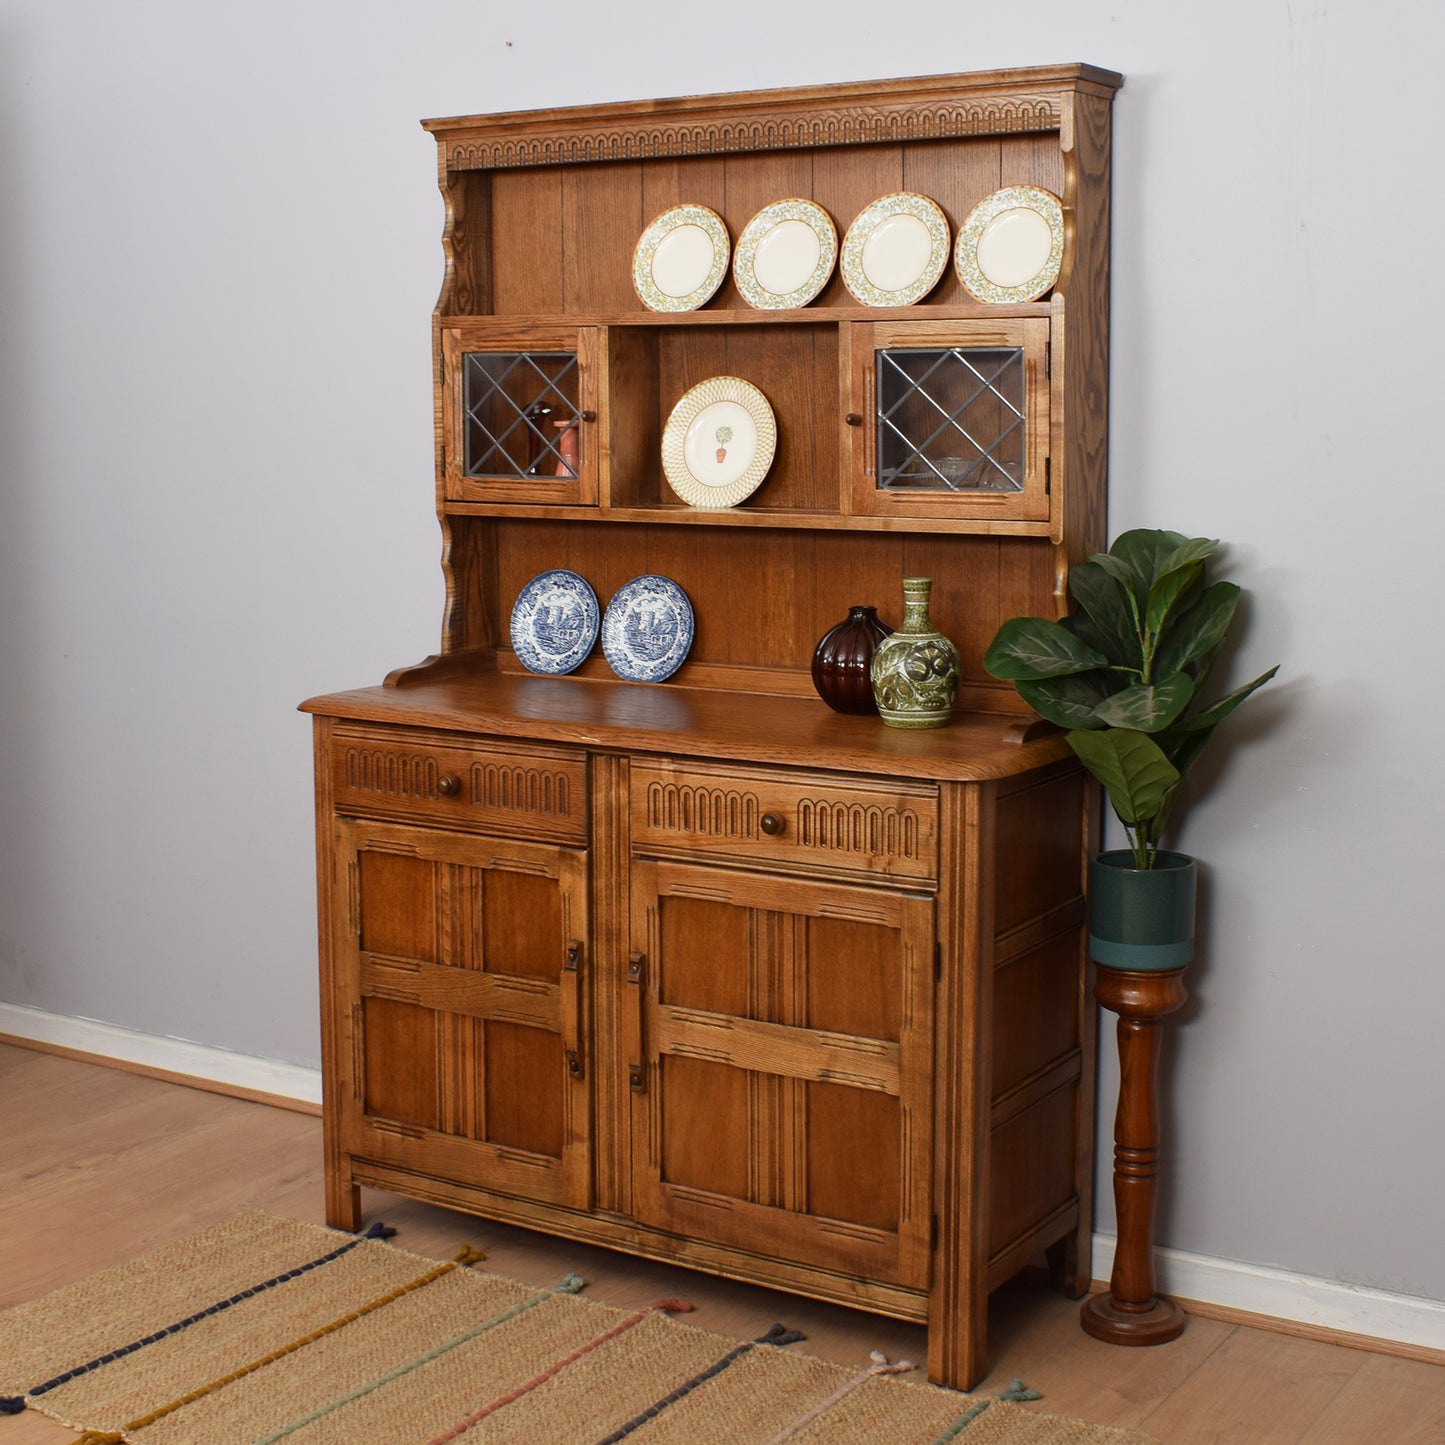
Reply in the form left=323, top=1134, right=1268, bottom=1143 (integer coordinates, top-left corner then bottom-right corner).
left=325, top=1162, right=362, bottom=1233
left=1047, top=1234, right=1089, bottom=1299
left=927, top=1264, right=988, bottom=1392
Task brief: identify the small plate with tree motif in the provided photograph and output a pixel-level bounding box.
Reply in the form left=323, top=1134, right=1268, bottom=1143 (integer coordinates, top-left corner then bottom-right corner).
left=661, top=375, right=776, bottom=509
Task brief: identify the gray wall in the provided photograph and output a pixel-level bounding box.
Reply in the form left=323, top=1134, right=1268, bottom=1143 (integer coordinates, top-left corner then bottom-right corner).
left=2, top=2, right=1440, bottom=1303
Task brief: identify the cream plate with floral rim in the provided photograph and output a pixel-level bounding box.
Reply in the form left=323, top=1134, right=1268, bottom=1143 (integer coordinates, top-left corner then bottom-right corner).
left=632, top=204, right=730, bottom=313
left=841, top=192, right=951, bottom=307
left=956, top=185, right=1065, bottom=303
left=733, top=199, right=837, bottom=310
left=661, top=375, right=777, bottom=508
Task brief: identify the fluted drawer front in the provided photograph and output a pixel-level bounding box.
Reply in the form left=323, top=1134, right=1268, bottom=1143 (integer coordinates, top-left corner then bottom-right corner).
left=630, top=759, right=938, bottom=885
left=332, top=725, right=587, bottom=843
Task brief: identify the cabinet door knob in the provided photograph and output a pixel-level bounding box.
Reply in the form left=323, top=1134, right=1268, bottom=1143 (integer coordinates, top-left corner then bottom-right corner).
left=437, top=774, right=463, bottom=797
left=845, top=412, right=863, bottom=427
left=759, top=811, right=787, bottom=837
left=578, top=409, right=597, bottom=423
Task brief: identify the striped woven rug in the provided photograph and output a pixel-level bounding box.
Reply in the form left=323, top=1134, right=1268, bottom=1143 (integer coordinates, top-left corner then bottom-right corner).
left=0, top=1211, right=1153, bottom=1444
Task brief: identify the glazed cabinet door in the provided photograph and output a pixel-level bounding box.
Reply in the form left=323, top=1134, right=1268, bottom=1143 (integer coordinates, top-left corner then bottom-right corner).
left=329, top=817, right=590, bottom=1210
left=439, top=321, right=600, bottom=506
left=848, top=317, right=1052, bottom=524
left=627, top=859, right=935, bottom=1289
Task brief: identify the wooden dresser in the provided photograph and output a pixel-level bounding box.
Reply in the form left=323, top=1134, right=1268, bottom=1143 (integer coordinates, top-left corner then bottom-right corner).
left=302, top=63, right=1120, bottom=1389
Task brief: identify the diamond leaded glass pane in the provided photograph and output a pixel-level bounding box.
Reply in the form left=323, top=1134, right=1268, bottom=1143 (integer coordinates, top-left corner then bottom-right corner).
left=463, top=352, right=580, bottom=480
left=876, top=347, right=1026, bottom=492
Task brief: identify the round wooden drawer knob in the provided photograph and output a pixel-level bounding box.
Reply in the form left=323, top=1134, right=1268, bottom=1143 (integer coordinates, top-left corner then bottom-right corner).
left=759, top=812, right=787, bottom=837
left=437, top=774, right=463, bottom=797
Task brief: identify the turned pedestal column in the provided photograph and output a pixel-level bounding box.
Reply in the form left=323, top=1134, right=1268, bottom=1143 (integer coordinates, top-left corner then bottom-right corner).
left=1081, top=964, right=1188, bottom=1345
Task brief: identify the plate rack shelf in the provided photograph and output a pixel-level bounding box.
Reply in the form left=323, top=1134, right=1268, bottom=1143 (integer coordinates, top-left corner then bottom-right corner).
left=415, top=65, right=1118, bottom=699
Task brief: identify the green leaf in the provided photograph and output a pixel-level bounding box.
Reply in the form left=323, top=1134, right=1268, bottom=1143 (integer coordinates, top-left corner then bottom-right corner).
left=1109, top=530, right=1194, bottom=592
left=1091, top=675, right=1195, bottom=731
left=983, top=617, right=1106, bottom=681
left=1067, top=728, right=1181, bottom=828
left=1156, top=726, right=1212, bottom=783
left=1158, top=666, right=1278, bottom=778
left=1089, top=551, right=1144, bottom=607
left=1156, top=534, right=1220, bottom=577
left=1174, top=666, right=1279, bottom=732
left=1060, top=609, right=1112, bottom=657
left=1016, top=672, right=1114, bottom=729
left=1154, top=581, right=1240, bottom=677
left=1069, top=561, right=1143, bottom=669
left=1145, top=559, right=1206, bottom=641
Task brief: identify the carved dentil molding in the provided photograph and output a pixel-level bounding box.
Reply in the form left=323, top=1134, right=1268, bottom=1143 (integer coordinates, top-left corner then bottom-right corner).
left=444, top=96, right=1060, bottom=172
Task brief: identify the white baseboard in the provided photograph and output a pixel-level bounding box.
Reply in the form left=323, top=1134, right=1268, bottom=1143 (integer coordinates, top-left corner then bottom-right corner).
left=4, top=1001, right=1442, bottom=1354
left=1088, top=1234, right=1445, bottom=1354
left=0, top=1001, right=322, bottom=1108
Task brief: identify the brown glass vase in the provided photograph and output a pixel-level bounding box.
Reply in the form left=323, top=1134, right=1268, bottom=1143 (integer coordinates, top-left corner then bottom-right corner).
left=811, top=605, right=893, bottom=714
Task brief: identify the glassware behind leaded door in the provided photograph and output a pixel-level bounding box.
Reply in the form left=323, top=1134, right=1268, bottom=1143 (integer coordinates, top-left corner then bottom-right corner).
left=876, top=345, right=1026, bottom=494
left=462, top=351, right=581, bottom=480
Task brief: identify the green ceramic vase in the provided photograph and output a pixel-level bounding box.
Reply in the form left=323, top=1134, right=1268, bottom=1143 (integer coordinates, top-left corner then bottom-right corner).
left=869, top=577, right=960, bottom=729
left=1088, top=850, right=1197, bottom=972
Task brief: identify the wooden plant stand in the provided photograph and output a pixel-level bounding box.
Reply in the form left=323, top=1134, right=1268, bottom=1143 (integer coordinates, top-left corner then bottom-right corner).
left=1081, top=964, right=1188, bottom=1345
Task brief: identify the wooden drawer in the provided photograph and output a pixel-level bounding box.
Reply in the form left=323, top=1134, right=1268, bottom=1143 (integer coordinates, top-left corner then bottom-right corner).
left=630, top=758, right=938, bottom=885
left=330, top=724, right=587, bottom=844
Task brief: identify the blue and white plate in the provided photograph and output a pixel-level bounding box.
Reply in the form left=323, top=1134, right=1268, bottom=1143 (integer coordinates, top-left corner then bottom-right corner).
left=510, top=570, right=599, bottom=675
left=601, top=575, right=694, bottom=683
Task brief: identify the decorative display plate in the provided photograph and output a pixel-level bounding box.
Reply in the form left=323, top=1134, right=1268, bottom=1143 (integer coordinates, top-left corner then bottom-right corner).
left=733, top=199, right=837, bottom=310
left=660, top=375, right=777, bottom=509
left=840, top=192, right=950, bottom=307
left=955, top=185, right=1065, bottom=303
left=508, top=569, right=600, bottom=675
left=601, top=574, right=695, bottom=683
left=632, top=204, right=730, bottom=313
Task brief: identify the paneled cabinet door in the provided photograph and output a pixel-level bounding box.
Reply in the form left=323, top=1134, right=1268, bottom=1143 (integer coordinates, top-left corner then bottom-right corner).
left=331, top=818, right=590, bottom=1210
left=627, top=859, right=936, bottom=1289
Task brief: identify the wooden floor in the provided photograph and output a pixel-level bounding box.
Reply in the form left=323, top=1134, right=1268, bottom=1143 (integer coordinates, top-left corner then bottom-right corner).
left=1, top=1041, right=1441, bottom=1444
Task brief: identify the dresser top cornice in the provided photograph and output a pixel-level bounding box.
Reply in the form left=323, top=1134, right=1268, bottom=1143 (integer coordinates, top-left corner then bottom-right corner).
left=422, top=63, right=1123, bottom=172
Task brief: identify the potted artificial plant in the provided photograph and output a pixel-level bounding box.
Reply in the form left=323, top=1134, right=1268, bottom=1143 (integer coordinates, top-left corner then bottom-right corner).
left=987, top=528, right=1278, bottom=1346
left=984, top=529, right=1277, bottom=971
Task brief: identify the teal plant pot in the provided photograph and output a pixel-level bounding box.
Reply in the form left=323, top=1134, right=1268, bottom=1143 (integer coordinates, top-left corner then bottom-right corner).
left=1088, top=850, right=1197, bottom=972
